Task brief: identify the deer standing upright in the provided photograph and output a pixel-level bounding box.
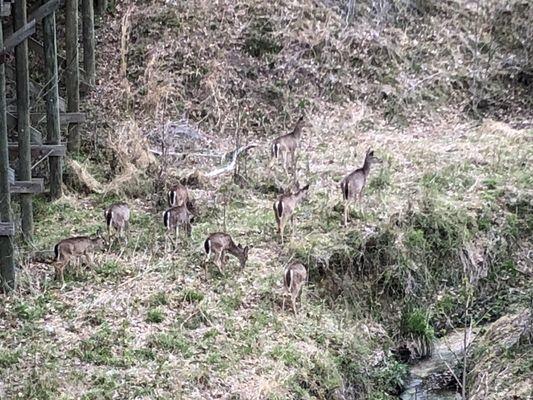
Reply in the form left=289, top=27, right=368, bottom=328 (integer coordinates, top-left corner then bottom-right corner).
left=271, top=116, right=305, bottom=175
left=283, top=261, right=307, bottom=314
left=104, top=202, right=130, bottom=244
left=340, top=148, right=381, bottom=225
left=273, top=183, right=309, bottom=244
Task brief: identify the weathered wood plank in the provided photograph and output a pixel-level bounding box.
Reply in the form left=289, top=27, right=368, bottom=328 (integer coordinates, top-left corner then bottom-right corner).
left=0, top=19, right=36, bottom=58
left=66, top=0, right=80, bottom=153
left=6, top=111, right=43, bottom=142
left=43, top=4, right=62, bottom=200
left=0, top=13, right=15, bottom=289
left=0, top=2, right=11, bottom=17
left=14, top=0, right=35, bottom=238
left=10, top=112, right=86, bottom=125
left=82, top=0, right=95, bottom=85
left=0, top=222, right=15, bottom=236
left=10, top=178, right=44, bottom=194
left=27, top=0, right=61, bottom=25
left=8, top=143, right=66, bottom=157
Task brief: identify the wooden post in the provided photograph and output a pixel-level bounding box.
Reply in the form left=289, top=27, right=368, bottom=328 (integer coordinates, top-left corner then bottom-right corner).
left=95, top=0, right=107, bottom=15
left=42, top=2, right=62, bottom=199
left=81, top=0, right=95, bottom=86
left=65, top=0, right=80, bottom=153
left=13, top=0, right=34, bottom=240
left=0, top=19, right=15, bottom=291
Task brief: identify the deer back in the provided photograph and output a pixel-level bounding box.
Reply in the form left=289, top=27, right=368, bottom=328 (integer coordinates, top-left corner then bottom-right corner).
left=105, top=203, right=130, bottom=228
left=168, top=184, right=189, bottom=207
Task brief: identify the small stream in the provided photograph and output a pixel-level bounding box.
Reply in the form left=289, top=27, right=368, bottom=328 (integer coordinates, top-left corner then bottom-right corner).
left=399, top=329, right=476, bottom=400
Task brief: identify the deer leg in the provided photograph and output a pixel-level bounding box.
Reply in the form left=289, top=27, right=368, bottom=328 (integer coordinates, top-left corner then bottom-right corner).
left=344, top=200, right=349, bottom=226
left=358, top=192, right=364, bottom=215
left=282, top=295, right=286, bottom=312
left=279, top=219, right=285, bottom=244
left=291, top=215, right=295, bottom=238
left=292, top=294, right=297, bottom=315
left=215, top=251, right=224, bottom=274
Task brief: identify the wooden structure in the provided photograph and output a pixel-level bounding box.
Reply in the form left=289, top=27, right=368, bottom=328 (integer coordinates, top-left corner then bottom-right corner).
left=0, top=0, right=102, bottom=291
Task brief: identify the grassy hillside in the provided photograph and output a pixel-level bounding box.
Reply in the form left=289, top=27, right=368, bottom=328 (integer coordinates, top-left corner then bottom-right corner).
left=1, top=0, right=532, bottom=399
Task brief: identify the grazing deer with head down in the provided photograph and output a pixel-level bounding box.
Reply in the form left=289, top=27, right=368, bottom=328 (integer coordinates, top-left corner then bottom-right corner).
left=168, top=183, right=189, bottom=208
left=283, top=261, right=307, bottom=314
left=271, top=115, right=305, bottom=175
left=340, top=148, right=381, bottom=226
left=104, top=202, right=130, bottom=244
left=53, top=233, right=106, bottom=287
left=203, top=232, right=249, bottom=274
left=273, top=183, right=309, bottom=244
left=163, top=205, right=192, bottom=249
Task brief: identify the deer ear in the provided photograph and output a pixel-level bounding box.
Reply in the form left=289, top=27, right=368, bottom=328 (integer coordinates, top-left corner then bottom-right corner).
left=244, top=246, right=249, bottom=255
left=302, top=184, right=310, bottom=191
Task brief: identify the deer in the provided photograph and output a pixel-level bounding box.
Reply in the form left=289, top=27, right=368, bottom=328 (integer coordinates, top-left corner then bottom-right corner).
left=340, top=148, right=381, bottom=226
left=271, top=115, right=305, bottom=175
left=163, top=205, right=192, bottom=249
left=203, top=232, right=249, bottom=274
left=273, top=183, right=309, bottom=244
left=104, top=202, right=130, bottom=244
left=283, top=261, right=308, bottom=314
left=53, top=233, right=106, bottom=288
left=168, top=183, right=189, bottom=208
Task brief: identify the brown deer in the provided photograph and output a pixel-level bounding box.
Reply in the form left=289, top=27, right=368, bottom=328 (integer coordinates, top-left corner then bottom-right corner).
left=203, top=232, right=249, bottom=274
left=163, top=205, right=192, bottom=249
left=283, top=262, right=308, bottom=314
left=168, top=183, right=189, bottom=208
left=53, top=234, right=106, bottom=287
left=340, top=148, right=381, bottom=226
left=271, top=115, right=305, bottom=175
left=273, top=183, right=309, bottom=244
left=104, top=202, right=130, bottom=243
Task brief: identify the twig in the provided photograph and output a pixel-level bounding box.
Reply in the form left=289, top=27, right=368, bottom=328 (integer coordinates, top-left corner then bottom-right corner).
left=31, top=150, right=54, bottom=170
left=205, top=144, right=257, bottom=178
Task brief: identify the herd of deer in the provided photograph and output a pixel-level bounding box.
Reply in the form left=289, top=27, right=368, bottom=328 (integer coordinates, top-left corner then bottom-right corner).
left=52, top=117, right=380, bottom=313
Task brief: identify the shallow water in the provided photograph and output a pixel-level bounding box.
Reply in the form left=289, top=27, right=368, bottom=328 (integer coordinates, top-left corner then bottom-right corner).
left=399, top=329, right=476, bottom=400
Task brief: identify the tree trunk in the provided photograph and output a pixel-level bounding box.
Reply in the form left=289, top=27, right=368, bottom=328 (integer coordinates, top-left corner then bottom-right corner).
left=43, top=6, right=62, bottom=199
left=13, top=0, right=34, bottom=240
left=65, top=0, right=80, bottom=153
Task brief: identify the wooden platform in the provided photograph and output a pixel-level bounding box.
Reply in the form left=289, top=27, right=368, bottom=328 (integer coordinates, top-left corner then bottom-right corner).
left=10, top=178, right=44, bottom=194
left=8, top=143, right=66, bottom=157
left=0, top=222, right=15, bottom=236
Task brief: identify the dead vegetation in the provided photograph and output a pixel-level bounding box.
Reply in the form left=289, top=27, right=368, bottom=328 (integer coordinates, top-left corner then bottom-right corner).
left=1, top=0, right=532, bottom=399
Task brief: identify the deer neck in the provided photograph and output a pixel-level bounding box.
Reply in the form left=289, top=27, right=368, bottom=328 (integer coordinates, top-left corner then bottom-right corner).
left=362, top=156, right=372, bottom=177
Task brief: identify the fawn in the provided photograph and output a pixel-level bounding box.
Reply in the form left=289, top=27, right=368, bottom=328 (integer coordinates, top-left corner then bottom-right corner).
left=340, top=148, right=381, bottom=226
left=168, top=183, right=189, bottom=208
left=273, top=183, right=309, bottom=244
left=104, top=202, right=130, bottom=243
left=53, top=233, right=106, bottom=287
left=204, top=232, right=249, bottom=274
left=283, top=261, right=308, bottom=314
left=163, top=205, right=192, bottom=248
left=271, top=115, right=305, bottom=175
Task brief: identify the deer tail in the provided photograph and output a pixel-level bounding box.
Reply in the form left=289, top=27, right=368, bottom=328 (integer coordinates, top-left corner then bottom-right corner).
left=284, top=266, right=292, bottom=290
left=168, top=190, right=175, bottom=206
left=341, top=181, right=349, bottom=201
left=271, top=142, right=279, bottom=159
left=54, top=243, right=60, bottom=262
left=204, top=238, right=211, bottom=255
left=106, top=210, right=113, bottom=228
left=163, top=210, right=170, bottom=229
